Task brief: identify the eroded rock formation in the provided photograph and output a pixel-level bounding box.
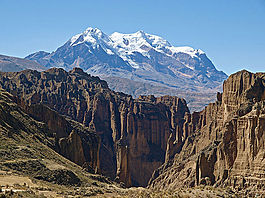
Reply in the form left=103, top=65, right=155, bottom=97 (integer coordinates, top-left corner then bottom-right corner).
left=148, top=70, right=265, bottom=196
left=0, top=68, right=189, bottom=187
left=15, top=97, right=101, bottom=174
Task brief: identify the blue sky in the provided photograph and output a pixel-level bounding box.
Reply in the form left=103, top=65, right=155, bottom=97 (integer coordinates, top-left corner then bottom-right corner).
left=0, top=0, right=264, bottom=75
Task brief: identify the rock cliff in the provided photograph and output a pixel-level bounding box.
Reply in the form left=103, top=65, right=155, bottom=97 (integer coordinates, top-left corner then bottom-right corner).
left=15, top=98, right=101, bottom=174
left=0, top=68, right=189, bottom=187
left=148, top=70, right=265, bottom=196
left=0, top=88, right=125, bottom=197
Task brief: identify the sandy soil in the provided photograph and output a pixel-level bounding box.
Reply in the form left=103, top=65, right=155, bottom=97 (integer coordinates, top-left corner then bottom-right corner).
left=0, top=173, right=37, bottom=188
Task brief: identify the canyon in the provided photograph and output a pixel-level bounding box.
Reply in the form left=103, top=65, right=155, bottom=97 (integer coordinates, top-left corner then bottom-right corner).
left=0, top=68, right=264, bottom=197
left=0, top=68, right=189, bottom=187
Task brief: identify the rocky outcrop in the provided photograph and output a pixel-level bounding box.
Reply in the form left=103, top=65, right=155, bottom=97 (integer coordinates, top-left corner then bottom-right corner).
left=148, top=70, right=265, bottom=196
left=59, top=130, right=86, bottom=167
left=0, top=68, right=189, bottom=187
left=0, top=89, right=125, bottom=196
left=14, top=100, right=101, bottom=174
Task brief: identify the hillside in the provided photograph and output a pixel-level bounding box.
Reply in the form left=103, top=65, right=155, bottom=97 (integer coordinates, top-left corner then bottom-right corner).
left=0, top=54, right=46, bottom=72
left=0, top=88, right=120, bottom=197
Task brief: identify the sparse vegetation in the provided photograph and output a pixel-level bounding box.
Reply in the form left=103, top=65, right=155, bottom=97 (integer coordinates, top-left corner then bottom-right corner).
left=0, top=89, right=119, bottom=197
left=0, top=69, right=261, bottom=197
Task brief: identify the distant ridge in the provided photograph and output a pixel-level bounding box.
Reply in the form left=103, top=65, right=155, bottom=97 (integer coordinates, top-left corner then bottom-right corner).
left=0, top=54, right=46, bottom=72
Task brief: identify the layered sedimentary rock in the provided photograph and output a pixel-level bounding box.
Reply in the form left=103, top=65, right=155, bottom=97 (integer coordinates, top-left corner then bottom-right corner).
left=149, top=70, right=265, bottom=196
left=0, top=68, right=189, bottom=187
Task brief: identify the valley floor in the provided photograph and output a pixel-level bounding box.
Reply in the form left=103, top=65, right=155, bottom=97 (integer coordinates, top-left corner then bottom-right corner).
left=0, top=171, right=240, bottom=198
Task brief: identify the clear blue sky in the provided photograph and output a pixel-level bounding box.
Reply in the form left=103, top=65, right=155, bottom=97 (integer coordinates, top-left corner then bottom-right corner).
left=0, top=0, right=264, bottom=75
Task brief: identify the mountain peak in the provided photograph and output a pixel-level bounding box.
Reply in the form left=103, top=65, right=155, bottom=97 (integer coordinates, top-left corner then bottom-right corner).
left=136, top=30, right=145, bottom=33
left=84, top=27, right=103, bottom=35
left=70, top=27, right=111, bottom=46
left=135, top=30, right=146, bottom=37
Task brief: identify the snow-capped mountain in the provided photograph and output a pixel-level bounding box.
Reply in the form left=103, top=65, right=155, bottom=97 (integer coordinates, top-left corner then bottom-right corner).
left=25, top=27, right=227, bottom=92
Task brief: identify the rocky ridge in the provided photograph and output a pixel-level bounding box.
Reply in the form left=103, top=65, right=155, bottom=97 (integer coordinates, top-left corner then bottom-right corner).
left=148, top=70, right=265, bottom=197
left=102, top=75, right=218, bottom=112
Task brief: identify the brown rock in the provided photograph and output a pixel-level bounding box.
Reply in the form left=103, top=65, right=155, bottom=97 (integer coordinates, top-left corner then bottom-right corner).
left=16, top=101, right=101, bottom=174
left=148, top=70, right=265, bottom=196
left=59, top=130, right=86, bottom=166
left=0, top=68, right=189, bottom=187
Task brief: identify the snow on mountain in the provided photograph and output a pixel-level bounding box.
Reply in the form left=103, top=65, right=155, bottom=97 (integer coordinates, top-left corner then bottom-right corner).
left=67, top=28, right=206, bottom=69
left=25, top=27, right=227, bottom=92
left=110, top=31, right=204, bottom=58
left=109, top=31, right=207, bottom=69
left=70, top=27, right=111, bottom=46
left=70, top=27, right=115, bottom=55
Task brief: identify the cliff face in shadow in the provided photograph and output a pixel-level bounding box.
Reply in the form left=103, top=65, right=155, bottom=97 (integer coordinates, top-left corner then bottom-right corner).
left=20, top=103, right=101, bottom=173
left=0, top=68, right=189, bottom=187
left=148, top=70, right=265, bottom=196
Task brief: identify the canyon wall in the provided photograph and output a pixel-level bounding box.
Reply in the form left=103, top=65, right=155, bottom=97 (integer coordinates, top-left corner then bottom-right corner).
left=0, top=68, right=189, bottom=187
left=149, top=70, right=265, bottom=196
left=16, top=98, right=101, bottom=174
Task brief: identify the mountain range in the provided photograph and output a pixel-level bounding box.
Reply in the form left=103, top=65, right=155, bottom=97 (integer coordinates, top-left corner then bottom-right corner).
left=25, top=27, right=227, bottom=111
